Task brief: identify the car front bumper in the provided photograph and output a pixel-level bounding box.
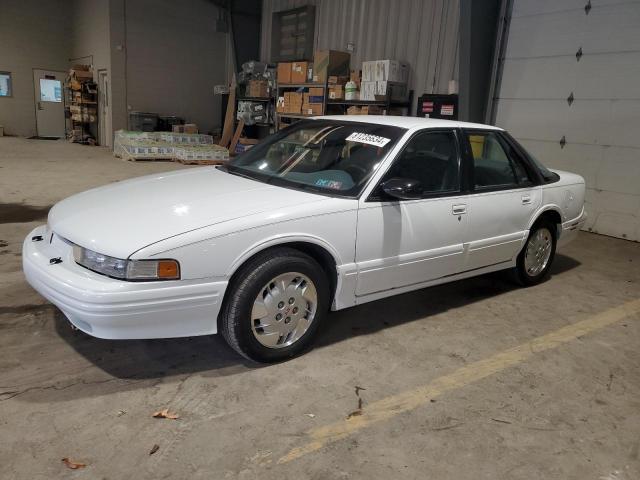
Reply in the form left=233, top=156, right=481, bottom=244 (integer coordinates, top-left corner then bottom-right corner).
left=22, top=225, right=227, bottom=339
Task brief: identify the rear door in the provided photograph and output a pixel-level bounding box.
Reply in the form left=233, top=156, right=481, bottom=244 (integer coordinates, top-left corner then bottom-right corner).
left=461, top=129, right=541, bottom=271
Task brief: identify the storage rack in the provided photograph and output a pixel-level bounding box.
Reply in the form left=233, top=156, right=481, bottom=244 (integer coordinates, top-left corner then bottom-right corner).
left=326, top=86, right=414, bottom=114
left=65, top=79, right=97, bottom=144
left=275, top=81, right=413, bottom=130
left=234, top=96, right=273, bottom=129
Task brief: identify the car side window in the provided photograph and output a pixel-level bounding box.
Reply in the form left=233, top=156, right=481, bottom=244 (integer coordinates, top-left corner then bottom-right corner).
left=468, top=132, right=531, bottom=189
left=380, top=131, right=460, bottom=197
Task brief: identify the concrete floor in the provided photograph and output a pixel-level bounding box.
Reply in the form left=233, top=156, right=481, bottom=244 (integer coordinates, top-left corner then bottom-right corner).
left=1, top=137, right=639, bottom=480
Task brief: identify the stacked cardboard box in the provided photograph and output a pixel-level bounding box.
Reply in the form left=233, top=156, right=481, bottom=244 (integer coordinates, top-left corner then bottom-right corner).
left=113, top=130, right=228, bottom=163
left=312, top=50, right=350, bottom=83
left=302, top=86, right=324, bottom=115
left=277, top=92, right=304, bottom=114
left=360, top=59, right=409, bottom=101
left=346, top=105, right=384, bottom=115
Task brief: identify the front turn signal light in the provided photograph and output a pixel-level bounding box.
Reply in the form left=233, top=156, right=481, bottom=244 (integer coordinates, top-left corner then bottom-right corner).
left=157, top=260, right=180, bottom=280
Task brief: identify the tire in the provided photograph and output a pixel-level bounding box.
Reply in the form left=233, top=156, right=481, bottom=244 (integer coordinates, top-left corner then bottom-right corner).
left=513, top=220, right=557, bottom=286
left=220, top=247, right=330, bottom=362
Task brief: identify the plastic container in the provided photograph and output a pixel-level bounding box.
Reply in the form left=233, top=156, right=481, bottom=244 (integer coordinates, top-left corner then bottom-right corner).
left=129, top=111, right=158, bottom=132
left=158, top=116, right=184, bottom=131
left=345, top=81, right=358, bottom=101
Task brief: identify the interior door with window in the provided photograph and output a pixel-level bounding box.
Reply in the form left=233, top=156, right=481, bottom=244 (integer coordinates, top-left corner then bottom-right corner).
left=462, top=130, right=541, bottom=271
left=32, top=69, right=66, bottom=138
left=355, top=130, right=468, bottom=296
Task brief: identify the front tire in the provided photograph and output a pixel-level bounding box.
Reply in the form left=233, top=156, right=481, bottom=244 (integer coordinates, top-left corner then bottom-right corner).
left=220, top=248, right=330, bottom=362
left=513, top=220, right=557, bottom=286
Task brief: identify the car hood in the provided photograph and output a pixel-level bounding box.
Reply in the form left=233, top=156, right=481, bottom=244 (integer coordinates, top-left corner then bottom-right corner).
left=48, top=167, right=329, bottom=259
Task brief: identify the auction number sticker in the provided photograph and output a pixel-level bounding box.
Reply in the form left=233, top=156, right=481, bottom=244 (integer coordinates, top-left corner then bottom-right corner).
left=346, top=132, right=391, bottom=148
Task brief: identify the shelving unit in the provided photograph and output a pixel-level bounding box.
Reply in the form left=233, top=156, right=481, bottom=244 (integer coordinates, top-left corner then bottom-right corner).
left=325, top=87, right=414, bottom=114
left=275, top=79, right=413, bottom=130
left=65, top=79, right=98, bottom=144
left=234, top=95, right=275, bottom=139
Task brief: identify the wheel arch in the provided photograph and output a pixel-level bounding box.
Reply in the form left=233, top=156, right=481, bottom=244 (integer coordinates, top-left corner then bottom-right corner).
left=218, top=236, right=341, bottom=326
left=529, top=206, right=563, bottom=238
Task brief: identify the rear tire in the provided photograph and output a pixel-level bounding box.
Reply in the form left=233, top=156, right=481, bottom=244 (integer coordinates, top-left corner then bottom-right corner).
left=513, top=220, right=557, bottom=286
left=220, top=247, right=330, bottom=363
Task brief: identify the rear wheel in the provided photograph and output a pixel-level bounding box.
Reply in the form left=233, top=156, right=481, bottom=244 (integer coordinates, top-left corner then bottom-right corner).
left=220, top=248, right=329, bottom=362
left=514, top=220, right=557, bottom=286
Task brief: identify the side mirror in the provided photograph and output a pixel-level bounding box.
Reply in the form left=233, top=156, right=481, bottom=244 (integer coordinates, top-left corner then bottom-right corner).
left=380, top=177, right=423, bottom=200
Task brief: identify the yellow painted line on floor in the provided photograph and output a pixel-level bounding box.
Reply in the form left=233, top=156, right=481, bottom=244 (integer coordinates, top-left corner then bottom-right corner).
left=279, top=298, right=640, bottom=464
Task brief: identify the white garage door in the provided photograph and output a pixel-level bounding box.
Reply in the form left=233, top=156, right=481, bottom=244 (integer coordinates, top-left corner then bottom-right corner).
left=495, top=0, right=640, bottom=242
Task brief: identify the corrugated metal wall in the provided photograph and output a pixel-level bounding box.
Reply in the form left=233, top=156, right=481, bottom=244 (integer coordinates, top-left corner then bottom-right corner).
left=260, top=0, right=460, bottom=103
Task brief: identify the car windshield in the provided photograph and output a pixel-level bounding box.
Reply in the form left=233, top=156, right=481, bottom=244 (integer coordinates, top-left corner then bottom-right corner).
left=225, top=120, right=406, bottom=197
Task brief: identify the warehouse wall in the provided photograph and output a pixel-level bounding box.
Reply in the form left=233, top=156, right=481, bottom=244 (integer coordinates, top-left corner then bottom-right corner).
left=70, top=0, right=111, bottom=78
left=494, top=0, right=640, bottom=241
left=0, top=0, right=71, bottom=137
left=260, top=0, right=459, bottom=109
left=70, top=0, right=112, bottom=143
left=123, top=0, right=229, bottom=135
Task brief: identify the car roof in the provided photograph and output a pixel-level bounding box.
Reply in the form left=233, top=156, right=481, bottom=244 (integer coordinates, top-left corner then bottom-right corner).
left=316, top=115, right=504, bottom=131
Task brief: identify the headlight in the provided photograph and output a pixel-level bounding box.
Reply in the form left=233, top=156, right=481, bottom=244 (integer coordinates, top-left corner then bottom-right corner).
left=72, top=245, right=180, bottom=281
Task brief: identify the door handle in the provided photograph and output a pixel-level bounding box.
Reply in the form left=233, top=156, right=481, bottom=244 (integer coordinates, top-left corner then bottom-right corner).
left=452, top=204, right=467, bottom=215
left=521, top=195, right=532, bottom=205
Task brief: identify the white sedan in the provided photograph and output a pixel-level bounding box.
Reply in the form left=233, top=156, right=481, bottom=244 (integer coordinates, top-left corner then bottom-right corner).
left=23, top=116, right=586, bottom=362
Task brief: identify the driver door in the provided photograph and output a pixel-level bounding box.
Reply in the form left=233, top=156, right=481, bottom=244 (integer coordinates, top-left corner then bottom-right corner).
left=355, top=129, right=468, bottom=296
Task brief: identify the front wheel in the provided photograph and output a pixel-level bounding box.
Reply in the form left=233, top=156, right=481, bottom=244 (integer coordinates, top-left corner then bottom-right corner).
left=220, top=248, right=330, bottom=362
left=513, top=221, right=557, bottom=286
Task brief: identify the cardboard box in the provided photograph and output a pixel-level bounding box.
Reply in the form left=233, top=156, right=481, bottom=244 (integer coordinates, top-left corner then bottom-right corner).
left=328, top=75, right=349, bottom=85
left=291, top=62, right=308, bottom=83
left=284, top=92, right=303, bottom=104
left=347, top=106, right=361, bottom=115
left=71, top=69, right=93, bottom=80
left=277, top=62, right=292, bottom=84
left=350, top=69, right=362, bottom=88
left=362, top=61, right=376, bottom=81
left=360, top=81, right=377, bottom=101
left=312, top=50, right=351, bottom=83
left=247, top=80, right=269, bottom=98
left=360, top=105, right=384, bottom=115
left=303, top=93, right=324, bottom=104
left=308, top=87, right=324, bottom=97
left=173, top=123, right=199, bottom=134
left=301, top=103, right=323, bottom=116
left=285, top=103, right=301, bottom=114
left=328, top=85, right=344, bottom=100
left=375, top=60, right=408, bottom=82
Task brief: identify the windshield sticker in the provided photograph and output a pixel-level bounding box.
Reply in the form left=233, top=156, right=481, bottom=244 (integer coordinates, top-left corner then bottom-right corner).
left=315, top=179, right=343, bottom=190
left=346, top=132, right=391, bottom=148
